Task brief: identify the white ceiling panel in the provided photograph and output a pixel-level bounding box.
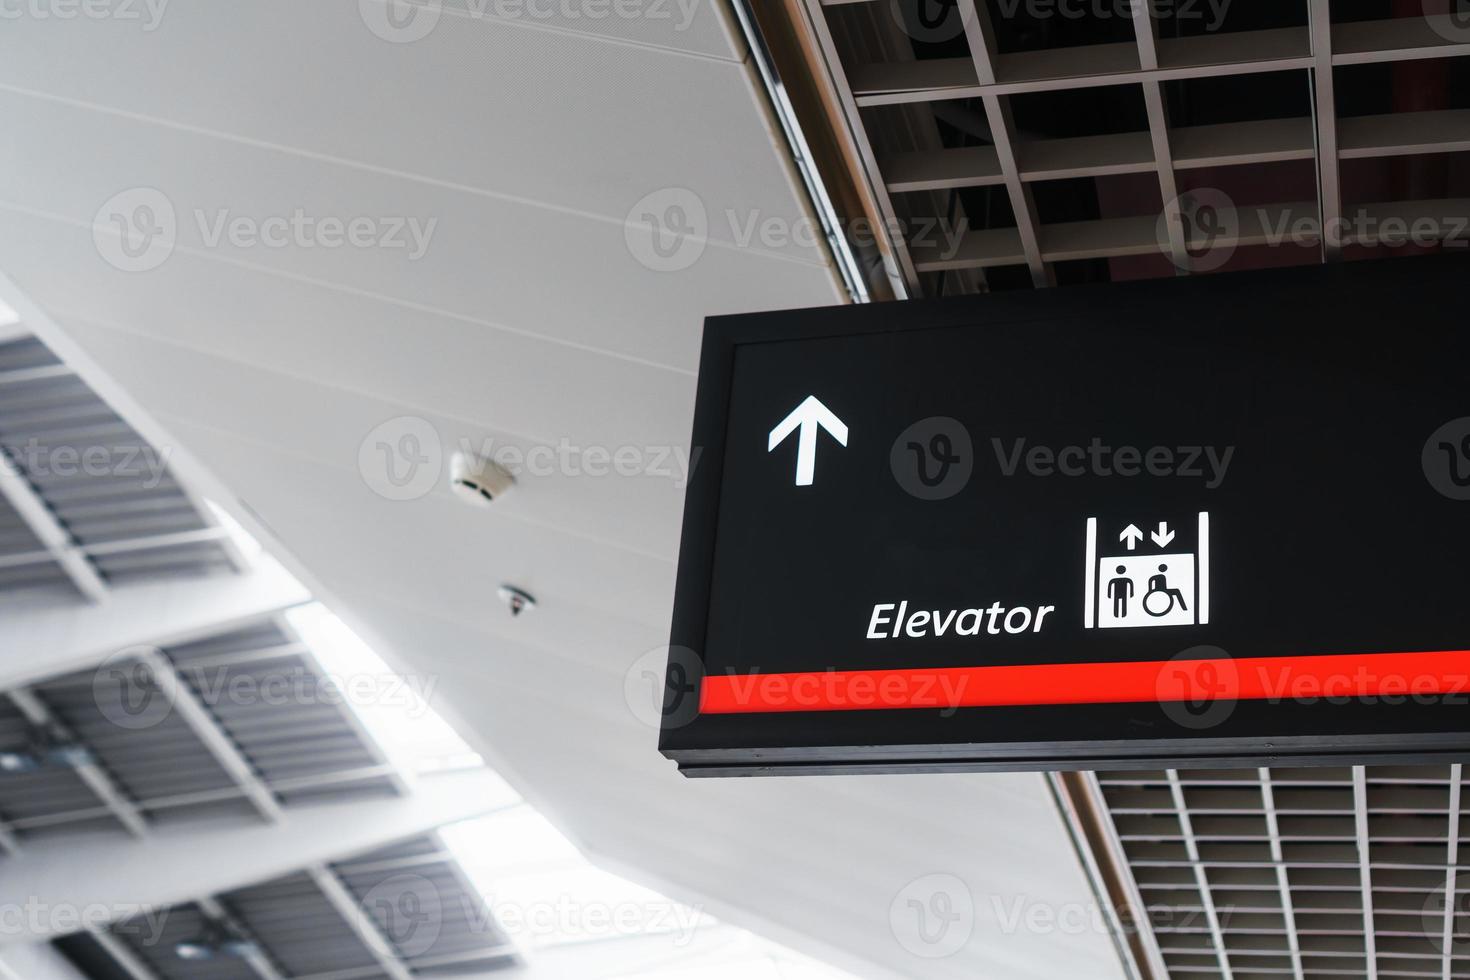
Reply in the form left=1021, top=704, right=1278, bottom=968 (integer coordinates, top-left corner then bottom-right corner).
left=0, top=209, right=698, bottom=446
left=0, top=3, right=758, bottom=205
left=0, top=91, right=834, bottom=369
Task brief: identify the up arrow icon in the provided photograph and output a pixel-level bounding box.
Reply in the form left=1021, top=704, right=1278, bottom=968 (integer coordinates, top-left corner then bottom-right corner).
left=1119, top=524, right=1144, bottom=550
left=768, top=395, right=848, bottom=487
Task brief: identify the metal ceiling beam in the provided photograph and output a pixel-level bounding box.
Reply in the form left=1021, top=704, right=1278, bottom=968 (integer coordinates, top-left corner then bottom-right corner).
left=332, top=848, right=456, bottom=876
left=0, top=451, right=107, bottom=603
left=0, top=528, right=231, bottom=568
left=196, top=896, right=285, bottom=980
left=1128, top=0, right=1187, bottom=274
left=851, top=45, right=1316, bottom=105
left=1442, top=764, right=1461, bottom=980
left=409, top=945, right=521, bottom=970
left=85, top=928, right=160, bottom=980
left=1307, top=0, right=1342, bottom=260
left=796, top=0, right=924, bottom=291
left=307, top=864, right=414, bottom=980
left=0, top=553, right=309, bottom=690
left=134, top=648, right=283, bottom=823
left=0, top=363, right=71, bottom=387
left=172, top=640, right=311, bottom=670
left=293, top=968, right=403, bottom=980
left=953, top=0, right=1048, bottom=287
left=81, top=526, right=232, bottom=558
left=1353, top=766, right=1378, bottom=980
left=0, top=767, right=508, bottom=943
left=0, top=763, right=401, bottom=836
left=1258, top=769, right=1304, bottom=980
left=1165, top=769, right=1233, bottom=980
left=1063, top=772, right=1166, bottom=980
left=5, top=688, right=147, bottom=838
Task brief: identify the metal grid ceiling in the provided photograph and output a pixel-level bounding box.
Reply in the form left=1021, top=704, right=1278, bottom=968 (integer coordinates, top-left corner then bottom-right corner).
left=1093, top=765, right=1470, bottom=980
left=0, top=617, right=403, bottom=849
left=81, top=833, right=517, bottom=980
left=331, top=836, right=518, bottom=975
left=803, top=0, right=1470, bottom=294
left=0, top=332, right=238, bottom=601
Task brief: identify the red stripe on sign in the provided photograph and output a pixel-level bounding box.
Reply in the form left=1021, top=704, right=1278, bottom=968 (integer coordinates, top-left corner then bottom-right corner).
left=697, top=650, right=1470, bottom=714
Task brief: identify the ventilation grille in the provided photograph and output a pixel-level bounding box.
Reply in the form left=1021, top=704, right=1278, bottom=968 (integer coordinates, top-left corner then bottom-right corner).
left=803, top=0, right=1470, bottom=295
left=87, top=834, right=517, bottom=980
left=0, top=332, right=239, bottom=600
left=0, top=618, right=403, bottom=846
left=1095, top=764, right=1469, bottom=979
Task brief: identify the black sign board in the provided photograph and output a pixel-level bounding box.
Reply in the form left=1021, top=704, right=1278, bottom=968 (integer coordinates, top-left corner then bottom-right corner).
left=660, top=254, right=1470, bottom=776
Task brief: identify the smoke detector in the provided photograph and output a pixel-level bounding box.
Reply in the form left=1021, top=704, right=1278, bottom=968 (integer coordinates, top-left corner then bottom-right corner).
left=498, top=585, right=536, bottom=617
left=451, top=451, right=515, bottom=506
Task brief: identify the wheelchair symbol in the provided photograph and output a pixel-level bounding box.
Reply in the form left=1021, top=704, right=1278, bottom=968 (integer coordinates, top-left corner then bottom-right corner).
left=1143, top=564, right=1189, bottom=617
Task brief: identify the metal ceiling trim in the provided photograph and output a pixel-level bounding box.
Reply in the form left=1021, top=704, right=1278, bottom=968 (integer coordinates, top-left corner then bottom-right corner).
left=723, top=0, right=908, bottom=301
left=1052, top=770, right=1168, bottom=980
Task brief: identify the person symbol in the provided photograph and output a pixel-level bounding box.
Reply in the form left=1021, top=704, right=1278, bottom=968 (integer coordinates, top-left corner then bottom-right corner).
left=1107, top=565, right=1133, bottom=619
left=1144, top=563, right=1188, bottom=617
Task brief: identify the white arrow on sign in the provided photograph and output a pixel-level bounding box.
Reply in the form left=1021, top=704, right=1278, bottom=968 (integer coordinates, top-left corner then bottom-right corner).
left=768, top=395, right=848, bottom=487
left=1119, top=524, right=1143, bottom=551
left=1151, top=521, right=1175, bottom=547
